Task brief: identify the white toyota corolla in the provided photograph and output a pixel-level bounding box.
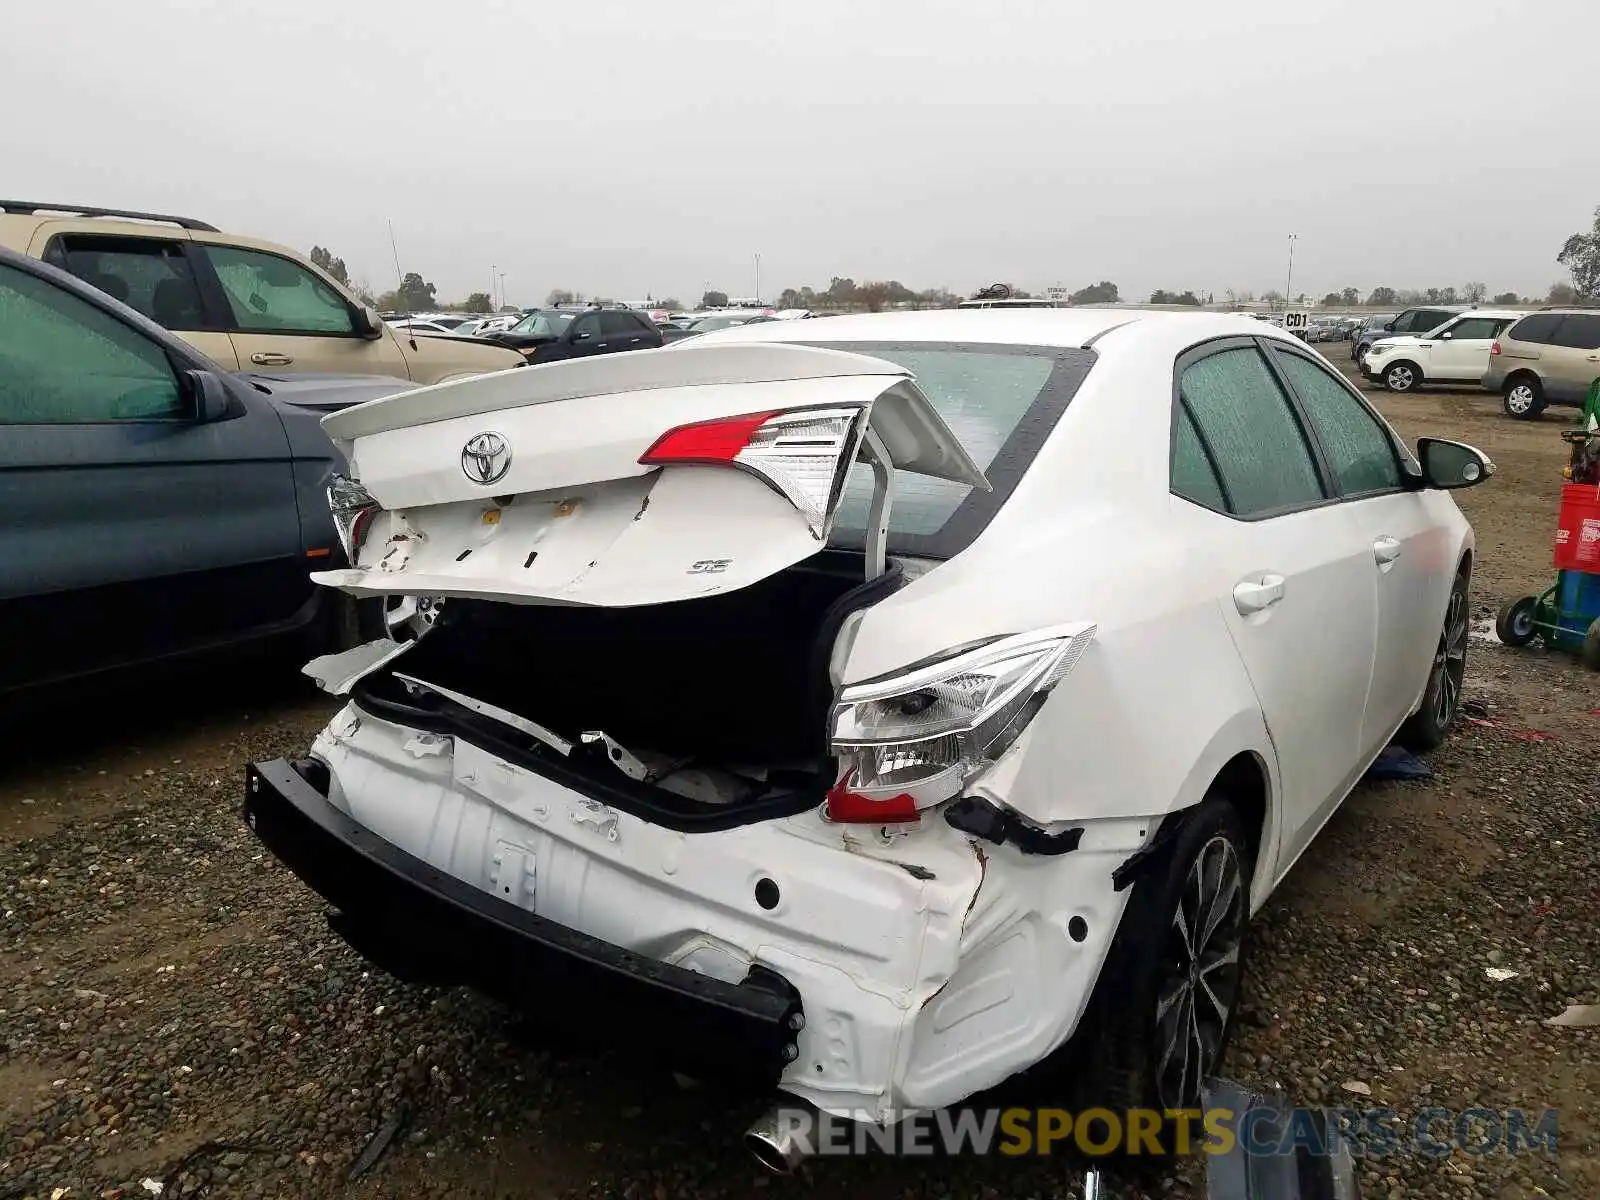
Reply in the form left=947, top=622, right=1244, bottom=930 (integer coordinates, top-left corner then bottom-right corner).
left=245, top=309, right=1488, bottom=1165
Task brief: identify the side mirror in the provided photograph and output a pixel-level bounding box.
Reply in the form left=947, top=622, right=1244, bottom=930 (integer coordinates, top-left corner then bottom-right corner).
left=1417, top=437, right=1494, bottom=489
left=1440, top=331, right=1453, bottom=340
left=355, top=306, right=385, bottom=339
left=182, top=370, right=234, bottom=422
left=572, top=329, right=592, bottom=341
left=1383, top=321, right=1396, bottom=331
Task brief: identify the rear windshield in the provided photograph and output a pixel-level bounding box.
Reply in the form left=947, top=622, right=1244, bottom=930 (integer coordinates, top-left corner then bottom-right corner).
left=802, top=341, right=1095, bottom=559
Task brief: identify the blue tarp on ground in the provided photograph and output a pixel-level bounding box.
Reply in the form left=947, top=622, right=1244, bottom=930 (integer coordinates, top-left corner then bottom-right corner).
left=1364, top=744, right=1433, bottom=782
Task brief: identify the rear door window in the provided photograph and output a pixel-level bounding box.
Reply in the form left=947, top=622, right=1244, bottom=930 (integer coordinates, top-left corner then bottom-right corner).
left=47, top=235, right=210, bottom=330
left=599, top=311, right=643, bottom=336
left=1507, top=314, right=1562, bottom=344
left=1552, top=314, right=1600, bottom=350
left=1171, top=403, right=1228, bottom=510
left=1178, top=344, right=1326, bottom=516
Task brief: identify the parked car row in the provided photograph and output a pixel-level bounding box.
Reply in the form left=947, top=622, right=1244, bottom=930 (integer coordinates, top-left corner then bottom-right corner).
left=1360, top=309, right=1522, bottom=393
left=1351, top=299, right=1600, bottom=422
left=0, top=202, right=523, bottom=384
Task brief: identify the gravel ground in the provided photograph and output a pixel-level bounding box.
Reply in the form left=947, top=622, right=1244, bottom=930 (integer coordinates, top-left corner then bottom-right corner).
left=1, top=363, right=1595, bottom=1200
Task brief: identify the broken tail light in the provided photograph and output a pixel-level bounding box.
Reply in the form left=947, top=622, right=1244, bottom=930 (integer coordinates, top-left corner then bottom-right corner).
left=639, top=406, right=866, bottom=538
left=327, top=473, right=380, bottom=564
left=826, top=623, right=1097, bottom=824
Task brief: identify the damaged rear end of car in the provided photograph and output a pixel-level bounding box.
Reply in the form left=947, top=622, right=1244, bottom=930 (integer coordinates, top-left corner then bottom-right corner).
left=245, top=340, right=1136, bottom=1131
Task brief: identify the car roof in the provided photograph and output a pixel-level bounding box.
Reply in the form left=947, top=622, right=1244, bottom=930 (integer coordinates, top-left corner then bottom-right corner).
left=1441, top=308, right=1524, bottom=320
left=691, top=306, right=1276, bottom=350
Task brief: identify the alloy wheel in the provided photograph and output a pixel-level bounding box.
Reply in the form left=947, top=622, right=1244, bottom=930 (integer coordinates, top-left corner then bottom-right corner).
left=1386, top=364, right=1416, bottom=391
left=1154, top=836, right=1244, bottom=1110
left=1432, top=587, right=1468, bottom=727
left=1507, top=384, right=1536, bottom=415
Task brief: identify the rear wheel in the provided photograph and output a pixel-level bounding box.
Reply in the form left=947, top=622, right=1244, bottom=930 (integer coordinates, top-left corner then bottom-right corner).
left=1582, top=619, right=1600, bottom=671
left=1080, top=795, right=1249, bottom=1120
left=1502, top=377, right=1545, bottom=420
left=1495, top=595, right=1540, bottom=648
left=1384, top=360, right=1422, bottom=392
left=1398, top=573, right=1469, bottom=751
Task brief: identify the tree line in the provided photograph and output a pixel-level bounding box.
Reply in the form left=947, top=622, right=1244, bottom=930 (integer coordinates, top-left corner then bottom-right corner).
left=310, top=203, right=1600, bottom=318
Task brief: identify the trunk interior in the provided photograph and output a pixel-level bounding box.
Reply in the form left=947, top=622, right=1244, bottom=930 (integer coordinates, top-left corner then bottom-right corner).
left=353, top=550, right=903, bottom=819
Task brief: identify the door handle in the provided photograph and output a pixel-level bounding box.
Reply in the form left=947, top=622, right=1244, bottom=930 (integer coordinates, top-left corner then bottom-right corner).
left=250, top=352, right=294, bottom=367
left=1233, top=574, right=1286, bottom=615
left=1373, top=536, right=1403, bottom=565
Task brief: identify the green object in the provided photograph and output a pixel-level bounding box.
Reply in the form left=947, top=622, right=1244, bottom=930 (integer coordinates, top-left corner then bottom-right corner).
left=1586, top=376, right=1600, bottom=426
left=1505, top=570, right=1600, bottom=663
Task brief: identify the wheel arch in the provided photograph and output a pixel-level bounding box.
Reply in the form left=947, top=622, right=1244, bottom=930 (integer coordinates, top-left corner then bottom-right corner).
left=1155, top=711, right=1279, bottom=915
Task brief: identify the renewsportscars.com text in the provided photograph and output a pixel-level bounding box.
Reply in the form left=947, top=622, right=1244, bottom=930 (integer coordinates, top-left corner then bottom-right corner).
left=768, top=1105, right=1560, bottom=1159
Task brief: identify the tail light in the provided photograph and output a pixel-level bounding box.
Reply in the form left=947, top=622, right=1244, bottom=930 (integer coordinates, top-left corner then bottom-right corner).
left=825, top=623, right=1097, bottom=824
left=639, top=406, right=865, bottom=537
left=1490, top=341, right=1501, bottom=356
left=327, top=473, right=380, bottom=564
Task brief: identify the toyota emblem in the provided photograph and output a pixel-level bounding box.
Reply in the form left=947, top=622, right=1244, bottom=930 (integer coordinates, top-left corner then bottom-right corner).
left=461, top=431, right=512, bottom=484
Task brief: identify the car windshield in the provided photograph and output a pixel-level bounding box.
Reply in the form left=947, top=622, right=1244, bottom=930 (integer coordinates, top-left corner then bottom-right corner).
left=800, top=341, right=1095, bottom=558
left=510, top=311, right=575, bottom=337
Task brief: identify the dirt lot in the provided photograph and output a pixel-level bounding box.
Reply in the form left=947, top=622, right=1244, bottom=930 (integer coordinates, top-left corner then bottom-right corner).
left=1, top=355, right=1596, bottom=1200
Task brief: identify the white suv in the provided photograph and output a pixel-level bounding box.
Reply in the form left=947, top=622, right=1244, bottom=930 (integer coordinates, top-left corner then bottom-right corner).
left=1361, top=309, right=1523, bottom=392
left=245, top=311, right=1488, bottom=1168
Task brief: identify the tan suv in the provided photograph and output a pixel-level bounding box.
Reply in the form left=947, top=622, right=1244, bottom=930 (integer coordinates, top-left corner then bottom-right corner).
left=0, top=201, right=522, bottom=384
left=1480, top=308, right=1600, bottom=420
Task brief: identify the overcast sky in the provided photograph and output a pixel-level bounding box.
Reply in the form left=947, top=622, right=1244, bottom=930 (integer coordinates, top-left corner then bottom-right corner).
left=5, top=0, right=1596, bottom=306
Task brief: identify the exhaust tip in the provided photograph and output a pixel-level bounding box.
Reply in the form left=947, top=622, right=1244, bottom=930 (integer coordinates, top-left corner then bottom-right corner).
left=744, top=1105, right=812, bottom=1175
left=744, top=1130, right=798, bottom=1176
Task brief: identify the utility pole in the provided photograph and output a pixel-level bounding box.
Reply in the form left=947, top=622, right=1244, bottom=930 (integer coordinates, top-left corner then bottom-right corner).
left=1285, top=234, right=1298, bottom=305
left=754, top=253, right=761, bottom=305
left=490, top=263, right=498, bottom=310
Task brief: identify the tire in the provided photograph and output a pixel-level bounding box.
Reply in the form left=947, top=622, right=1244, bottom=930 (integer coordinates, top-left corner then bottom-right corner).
left=1502, top=376, right=1545, bottom=420
left=1495, top=595, right=1540, bottom=648
left=1076, top=795, right=1250, bottom=1120
left=1582, top=619, right=1600, bottom=671
left=1383, top=360, right=1422, bottom=393
left=1398, top=573, right=1469, bottom=752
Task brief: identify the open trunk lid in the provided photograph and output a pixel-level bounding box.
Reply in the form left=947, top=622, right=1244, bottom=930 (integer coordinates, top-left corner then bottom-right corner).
left=313, top=343, right=988, bottom=607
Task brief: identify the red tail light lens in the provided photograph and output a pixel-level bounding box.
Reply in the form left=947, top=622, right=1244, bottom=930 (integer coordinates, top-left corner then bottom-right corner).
left=639, top=407, right=866, bottom=537
left=1490, top=341, right=1501, bottom=356
left=638, top=411, right=778, bottom=464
